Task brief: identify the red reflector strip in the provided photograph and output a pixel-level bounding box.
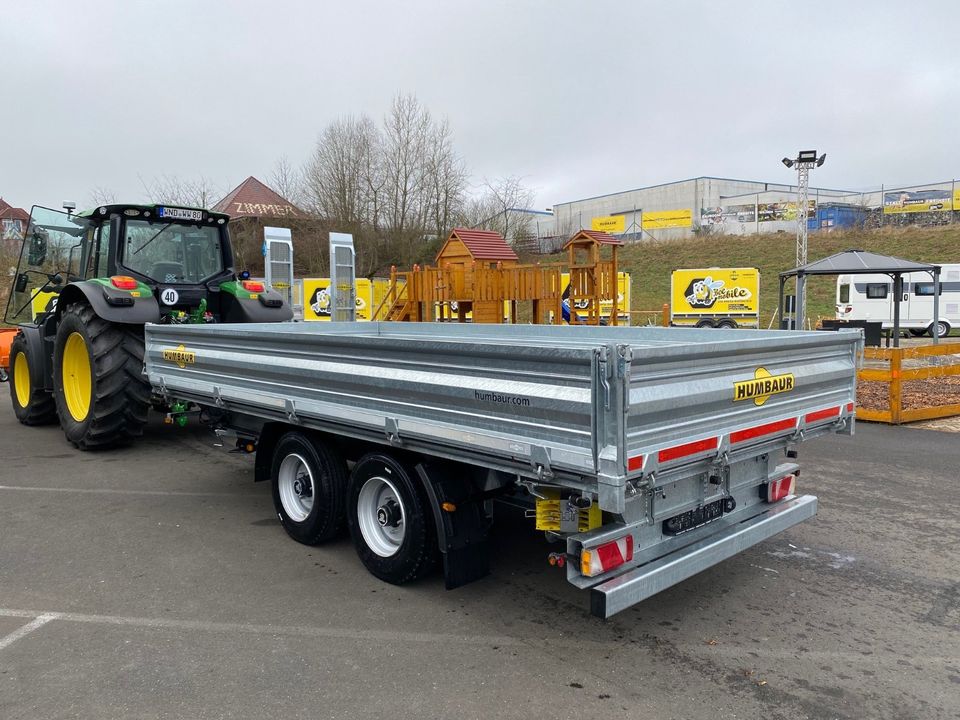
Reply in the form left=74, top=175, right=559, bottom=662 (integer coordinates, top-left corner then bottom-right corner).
left=627, top=455, right=644, bottom=472
left=804, top=406, right=840, bottom=424
left=596, top=535, right=633, bottom=570
left=730, top=417, right=797, bottom=445
left=658, top=437, right=718, bottom=464
left=846, top=402, right=854, bottom=413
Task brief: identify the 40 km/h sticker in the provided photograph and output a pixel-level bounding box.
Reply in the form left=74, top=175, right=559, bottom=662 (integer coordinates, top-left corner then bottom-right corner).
left=160, top=288, right=179, bottom=306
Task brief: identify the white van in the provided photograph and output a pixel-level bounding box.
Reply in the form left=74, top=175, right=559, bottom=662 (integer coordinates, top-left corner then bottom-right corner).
left=836, top=264, right=960, bottom=337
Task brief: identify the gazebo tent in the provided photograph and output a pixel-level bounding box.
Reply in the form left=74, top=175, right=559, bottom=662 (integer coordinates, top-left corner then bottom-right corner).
left=779, top=249, right=941, bottom=346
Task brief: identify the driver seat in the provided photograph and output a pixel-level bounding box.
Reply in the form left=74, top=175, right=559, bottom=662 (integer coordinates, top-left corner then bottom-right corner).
left=151, top=262, right=185, bottom=283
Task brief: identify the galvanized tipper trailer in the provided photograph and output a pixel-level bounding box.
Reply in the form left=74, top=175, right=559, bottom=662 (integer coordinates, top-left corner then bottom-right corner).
left=144, top=322, right=860, bottom=617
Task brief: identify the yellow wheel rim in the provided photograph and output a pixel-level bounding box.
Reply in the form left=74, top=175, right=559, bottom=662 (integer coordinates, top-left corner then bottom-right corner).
left=62, top=332, right=92, bottom=422
left=13, top=351, right=30, bottom=408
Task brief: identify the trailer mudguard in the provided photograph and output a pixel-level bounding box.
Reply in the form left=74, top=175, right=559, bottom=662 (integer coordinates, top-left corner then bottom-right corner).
left=55, top=281, right=161, bottom=325
left=415, top=461, right=492, bottom=590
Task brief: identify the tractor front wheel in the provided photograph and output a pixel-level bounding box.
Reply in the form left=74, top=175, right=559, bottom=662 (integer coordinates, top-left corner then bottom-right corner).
left=9, top=333, right=57, bottom=426
left=53, top=302, right=150, bottom=449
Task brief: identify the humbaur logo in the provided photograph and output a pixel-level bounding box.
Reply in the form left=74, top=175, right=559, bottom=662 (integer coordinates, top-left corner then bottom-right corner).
left=733, top=367, right=795, bottom=406
left=162, top=344, right=196, bottom=369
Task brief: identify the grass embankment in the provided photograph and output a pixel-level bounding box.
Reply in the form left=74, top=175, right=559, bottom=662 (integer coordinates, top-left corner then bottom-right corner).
left=530, top=225, right=960, bottom=328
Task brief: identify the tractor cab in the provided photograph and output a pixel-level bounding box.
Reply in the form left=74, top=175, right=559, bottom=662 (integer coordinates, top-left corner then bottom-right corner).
left=4, top=204, right=290, bottom=327
left=4, top=203, right=291, bottom=450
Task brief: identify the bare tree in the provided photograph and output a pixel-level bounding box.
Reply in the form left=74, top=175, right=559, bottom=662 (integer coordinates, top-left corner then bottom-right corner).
left=303, top=115, right=379, bottom=227
left=463, top=175, right=537, bottom=241
left=89, top=186, right=117, bottom=207
left=270, top=156, right=305, bottom=208
left=141, top=175, right=222, bottom=208
left=424, top=118, right=468, bottom=241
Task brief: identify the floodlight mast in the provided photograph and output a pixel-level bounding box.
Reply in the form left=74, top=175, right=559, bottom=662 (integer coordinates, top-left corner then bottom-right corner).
left=782, top=150, right=825, bottom=328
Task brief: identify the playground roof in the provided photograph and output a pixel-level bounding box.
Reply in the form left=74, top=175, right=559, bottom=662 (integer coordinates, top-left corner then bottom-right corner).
left=564, top=229, right=624, bottom=248
left=780, top=249, right=938, bottom=277
left=444, top=228, right=519, bottom=261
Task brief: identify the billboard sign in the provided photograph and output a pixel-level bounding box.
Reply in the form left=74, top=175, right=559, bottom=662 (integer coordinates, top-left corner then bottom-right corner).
left=642, top=209, right=692, bottom=229
left=590, top=215, right=626, bottom=234
left=883, top=188, right=953, bottom=214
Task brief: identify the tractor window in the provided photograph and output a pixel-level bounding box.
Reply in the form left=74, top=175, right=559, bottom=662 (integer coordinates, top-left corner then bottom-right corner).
left=84, top=224, right=111, bottom=279
left=121, top=219, right=225, bottom=284
left=4, top=206, right=90, bottom=325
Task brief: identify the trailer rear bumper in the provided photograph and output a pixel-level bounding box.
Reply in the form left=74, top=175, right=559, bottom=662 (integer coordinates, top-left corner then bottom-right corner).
left=590, top=494, right=817, bottom=618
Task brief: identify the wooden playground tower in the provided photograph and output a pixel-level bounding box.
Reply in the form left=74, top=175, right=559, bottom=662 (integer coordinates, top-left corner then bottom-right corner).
left=375, top=228, right=623, bottom=325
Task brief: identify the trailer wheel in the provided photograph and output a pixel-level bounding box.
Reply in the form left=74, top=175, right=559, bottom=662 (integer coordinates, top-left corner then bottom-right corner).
left=347, top=453, right=437, bottom=584
left=52, top=302, right=150, bottom=449
left=695, top=319, right=715, bottom=328
left=929, top=321, right=951, bottom=339
left=9, top=333, right=57, bottom=426
left=270, top=432, right=348, bottom=545
left=716, top=319, right=738, bottom=329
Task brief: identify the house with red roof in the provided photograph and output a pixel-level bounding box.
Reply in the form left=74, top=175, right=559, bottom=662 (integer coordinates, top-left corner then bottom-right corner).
left=0, top=198, right=30, bottom=246
left=435, top=227, right=519, bottom=269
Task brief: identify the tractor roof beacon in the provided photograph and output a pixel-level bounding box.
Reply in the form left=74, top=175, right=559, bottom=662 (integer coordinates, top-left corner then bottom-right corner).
left=3, top=203, right=292, bottom=449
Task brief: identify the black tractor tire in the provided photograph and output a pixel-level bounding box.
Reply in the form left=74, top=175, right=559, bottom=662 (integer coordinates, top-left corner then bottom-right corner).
left=270, top=431, right=349, bottom=545
left=347, top=453, right=438, bottom=585
left=52, top=302, right=150, bottom=450
left=9, top=333, right=57, bottom=426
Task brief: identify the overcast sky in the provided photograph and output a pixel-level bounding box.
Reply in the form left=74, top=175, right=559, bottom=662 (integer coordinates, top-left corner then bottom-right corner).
left=3, top=0, right=958, bottom=211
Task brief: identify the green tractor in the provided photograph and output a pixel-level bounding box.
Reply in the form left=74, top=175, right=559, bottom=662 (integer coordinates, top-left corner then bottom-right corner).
left=4, top=203, right=292, bottom=449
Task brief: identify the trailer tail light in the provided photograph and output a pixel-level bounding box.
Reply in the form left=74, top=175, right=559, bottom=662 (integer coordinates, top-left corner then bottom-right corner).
left=111, top=275, right=138, bottom=290
left=581, top=535, right=633, bottom=578
left=763, top=474, right=796, bottom=503
left=241, top=280, right=265, bottom=292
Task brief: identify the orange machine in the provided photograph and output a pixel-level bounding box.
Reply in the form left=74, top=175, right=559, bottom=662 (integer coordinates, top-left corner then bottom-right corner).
left=0, top=328, right=17, bottom=380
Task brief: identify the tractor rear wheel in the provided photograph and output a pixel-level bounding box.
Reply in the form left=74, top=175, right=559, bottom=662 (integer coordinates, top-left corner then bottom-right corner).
left=52, top=302, right=150, bottom=449
left=9, top=333, right=57, bottom=426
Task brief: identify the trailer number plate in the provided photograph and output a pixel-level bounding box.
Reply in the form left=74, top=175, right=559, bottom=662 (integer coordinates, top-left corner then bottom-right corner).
left=663, top=498, right=728, bottom=536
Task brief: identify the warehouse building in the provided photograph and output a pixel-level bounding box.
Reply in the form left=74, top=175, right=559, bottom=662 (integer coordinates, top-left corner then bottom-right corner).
left=547, top=176, right=858, bottom=241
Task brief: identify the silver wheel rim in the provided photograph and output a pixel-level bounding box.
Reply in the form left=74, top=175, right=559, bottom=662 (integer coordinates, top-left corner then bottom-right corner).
left=356, top=475, right=406, bottom=557
left=938, top=322, right=948, bottom=337
left=278, top=453, right=314, bottom=523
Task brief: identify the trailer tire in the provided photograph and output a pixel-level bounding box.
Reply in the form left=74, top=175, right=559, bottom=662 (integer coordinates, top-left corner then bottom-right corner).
left=347, top=453, right=438, bottom=585
left=716, top=319, right=738, bottom=329
left=53, top=302, right=150, bottom=449
left=270, top=432, right=348, bottom=545
left=9, top=333, right=57, bottom=426
left=695, top=319, right=715, bottom=328
left=929, top=321, right=951, bottom=339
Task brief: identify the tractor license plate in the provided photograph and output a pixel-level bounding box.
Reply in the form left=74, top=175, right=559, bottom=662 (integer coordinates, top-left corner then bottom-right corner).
left=158, top=207, right=203, bottom=221
left=662, top=499, right=726, bottom=536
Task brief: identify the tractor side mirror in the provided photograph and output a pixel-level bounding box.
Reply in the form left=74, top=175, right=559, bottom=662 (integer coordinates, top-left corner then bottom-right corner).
left=15, top=273, right=29, bottom=293
left=27, top=232, right=48, bottom=266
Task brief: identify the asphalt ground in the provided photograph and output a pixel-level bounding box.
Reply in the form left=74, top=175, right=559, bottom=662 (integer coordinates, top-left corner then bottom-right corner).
left=0, top=387, right=958, bottom=720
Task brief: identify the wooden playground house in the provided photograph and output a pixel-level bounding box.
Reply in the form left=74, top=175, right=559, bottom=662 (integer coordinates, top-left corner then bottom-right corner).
left=564, top=229, right=623, bottom=326
left=376, top=227, right=621, bottom=325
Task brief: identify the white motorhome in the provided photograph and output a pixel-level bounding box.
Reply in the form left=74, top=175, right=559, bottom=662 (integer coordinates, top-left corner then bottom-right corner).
left=836, top=264, right=960, bottom=337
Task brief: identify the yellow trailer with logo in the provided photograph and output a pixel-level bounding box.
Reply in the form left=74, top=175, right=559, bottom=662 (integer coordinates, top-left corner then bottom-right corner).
left=670, top=267, right=760, bottom=328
